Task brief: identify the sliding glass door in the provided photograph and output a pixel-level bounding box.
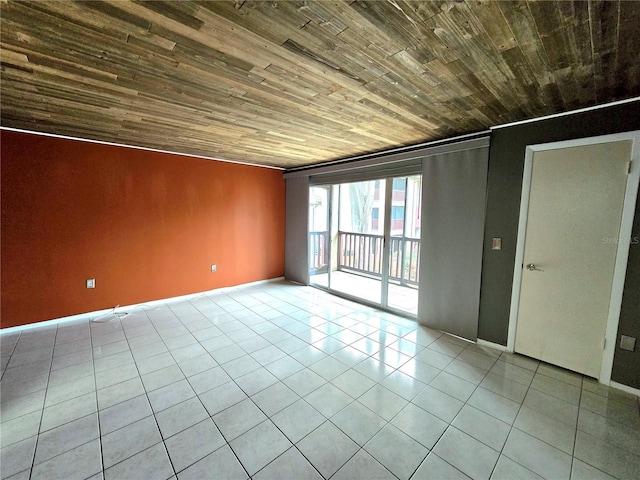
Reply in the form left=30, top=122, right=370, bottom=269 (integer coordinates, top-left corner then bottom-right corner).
left=309, top=175, right=421, bottom=316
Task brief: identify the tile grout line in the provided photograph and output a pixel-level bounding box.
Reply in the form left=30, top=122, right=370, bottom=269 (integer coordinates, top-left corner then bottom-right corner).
left=28, top=323, right=59, bottom=480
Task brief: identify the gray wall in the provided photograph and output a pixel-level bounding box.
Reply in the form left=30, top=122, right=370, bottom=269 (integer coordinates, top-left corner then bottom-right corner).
left=478, top=100, right=640, bottom=387
left=611, top=194, right=640, bottom=388
left=419, top=148, right=489, bottom=340
left=284, top=176, right=309, bottom=285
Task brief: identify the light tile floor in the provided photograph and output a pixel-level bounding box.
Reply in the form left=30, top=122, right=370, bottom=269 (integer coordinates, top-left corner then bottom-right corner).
left=1, top=281, right=638, bottom=480
left=310, top=271, right=419, bottom=315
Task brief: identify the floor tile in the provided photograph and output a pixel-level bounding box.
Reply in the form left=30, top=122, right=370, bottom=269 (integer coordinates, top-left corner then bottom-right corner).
left=530, top=373, right=581, bottom=405
left=581, top=378, right=638, bottom=405
left=229, top=420, right=292, bottom=476
left=171, top=344, right=208, bottom=363
left=141, top=365, right=185, bottom=393
left=415, top=348, right=455, bottom=370
left=489, top=361, right=535, bottom=386
left=522, top=388, right=578, bottom=427
left=104, top=443, right=173, bottom=480
left=0, top=374, right=49, bottom=402
left=45, top=374, right=95, bottom=407
left=579, top=390, right=640, bottom=426
left=40, top=391, right=97, bottom=432
left=0, top=435, right=37, bottom=479
left=569, top=458, right=617, bottom=480
left=390, top=402, right=447, bottom=449
left=31, top=439, right=102, bottom=480
left=265, top=356, right=305, bottom=380
left=467, top=387, right=521, bottom=424
left=175, top=354, right=218, bottom=377
left=479, top=372, right=529, bottom=403
left=433, top=427, right=499, bottom=480
left=498, top=352, right=539, bottom=372
left=502, top=428, right=572, bottom=480
left=250, top=382, right=299, bottom=417
left=178, top=445, right=247, bottom=480
left=95, top=362, right=140, bottom=390
left=3, top=282, right=638, bottom=480
left=364, top=424, right=428, bottom=479
left=331, top=401, right=387, bottom=446
left=48, top=362, right=94, bottom=386
left=271, top=399, right=325, bottom=443
left=332, top=449, right=395, bottom=480
left=305, top=383, right=353, bottom=417
left=283, top=368, right=326, bottom=397
left=309, top=356, right=350, bottom=381
left=413, top=386, right=464, bottom=423
left=444, top=359, right=489, bottom=385
left=222, top=355, right=262, bottom=379
left=253, top=447, right=320, bottom=480
left=573, top=429, right=640, bottom=480
left=0, top=390, right=45, bottom=424
left=358, top=384, right=408, bottom=421
left=0, top=411, right=41, bottom=448
left=428, top=338, right=466, bottom=357
left=490, top=455, right=543, bottom=480
left=457, top=348, right=498, bottom=370
left=452, top=404, right=511, bottom=452
left=380, top=370, right=427, bottom=400
left=577, top=407, right=640, bottom=455
left=514, top=406, right=576, bottom=454
left=213, top=398, right=267, bottom=442
left=97, top=377, right=145, bottom=411
left=165, top=418, right=225, bottom=473
left=430, top=371, right=477, bottom=402
left=235, top=367, right=279, bottom=396
left=199, top=381, right=247, bottom=416
left=412, top=453, right=471, bottom=480
left=297, top=421, right=359, bottom=478
left=397, top=358, right=441, bottom=385
left=251, top=345, right=287, bottom=365
left=536, top=363, right=582, bottom=387
left=102, top=416, right=162, bottom=468
left=187, top=366, right=231, bottom=395
left=147, top=379, right=195, bottom=413
left=290, top=346, right=327, bottom=367
left=331, top=369, right=376, bottom=398
left=156, top=397, right=210, bottom=439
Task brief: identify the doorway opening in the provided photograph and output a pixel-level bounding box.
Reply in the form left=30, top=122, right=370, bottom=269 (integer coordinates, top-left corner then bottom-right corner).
left=309, top=175, right=422, bottom=316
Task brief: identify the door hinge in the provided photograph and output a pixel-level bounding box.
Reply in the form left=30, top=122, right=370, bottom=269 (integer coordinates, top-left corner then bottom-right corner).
left=603, top=337, right=606, bottom=350
left=628, top=161, right=632, bottom=175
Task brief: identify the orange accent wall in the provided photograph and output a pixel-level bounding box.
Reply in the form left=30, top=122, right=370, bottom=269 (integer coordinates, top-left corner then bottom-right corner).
left=1, top=130, right=285, bottom=329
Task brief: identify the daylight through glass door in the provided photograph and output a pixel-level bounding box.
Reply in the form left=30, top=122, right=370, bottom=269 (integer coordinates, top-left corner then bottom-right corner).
left=309, top=176, right=421, bottom=316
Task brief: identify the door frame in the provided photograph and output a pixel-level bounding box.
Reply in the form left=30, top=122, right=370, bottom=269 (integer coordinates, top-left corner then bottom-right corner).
left=507, top=131, right=640, bottom=384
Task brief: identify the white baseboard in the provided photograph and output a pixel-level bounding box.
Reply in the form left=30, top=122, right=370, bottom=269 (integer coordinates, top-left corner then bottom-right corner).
left=609, top=381, right=640, bottom=398
left=476, top=338, right=512, bottom=353
left=0, top=276, right=286, bottom=335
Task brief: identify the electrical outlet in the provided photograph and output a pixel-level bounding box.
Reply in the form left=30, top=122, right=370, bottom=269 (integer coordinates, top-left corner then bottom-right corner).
left=492, top=237, right=502, bottom=250
left=211, top=264, right=217, bottom=272
left=86, top=278, right=95, bottom=289
left=620, top=335, right=636, bottom=352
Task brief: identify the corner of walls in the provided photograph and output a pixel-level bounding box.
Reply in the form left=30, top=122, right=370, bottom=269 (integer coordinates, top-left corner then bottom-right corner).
left=1, top=130, right=286, bottom=329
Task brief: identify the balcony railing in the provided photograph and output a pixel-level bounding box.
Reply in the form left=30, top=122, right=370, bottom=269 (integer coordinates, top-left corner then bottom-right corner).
left=338, top=231, right=420, bottom=286
left=309, top=231, right=329, bottom=274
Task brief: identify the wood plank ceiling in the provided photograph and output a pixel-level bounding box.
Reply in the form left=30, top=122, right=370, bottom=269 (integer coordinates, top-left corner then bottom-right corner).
left=1, top=1, right=639, bottom=168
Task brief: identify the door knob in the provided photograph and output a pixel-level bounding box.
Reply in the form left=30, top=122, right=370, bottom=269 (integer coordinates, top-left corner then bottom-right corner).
left=526, top=263, right=537, bottom=271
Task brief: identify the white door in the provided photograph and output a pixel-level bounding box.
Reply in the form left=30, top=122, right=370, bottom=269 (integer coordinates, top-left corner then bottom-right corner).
left=514, top=140, right=632, bottom=378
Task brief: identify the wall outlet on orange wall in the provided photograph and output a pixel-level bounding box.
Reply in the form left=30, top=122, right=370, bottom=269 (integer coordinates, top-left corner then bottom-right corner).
left=211, top=264, right=217, bottom=272
left=86, top=278, right=95, bottom=288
